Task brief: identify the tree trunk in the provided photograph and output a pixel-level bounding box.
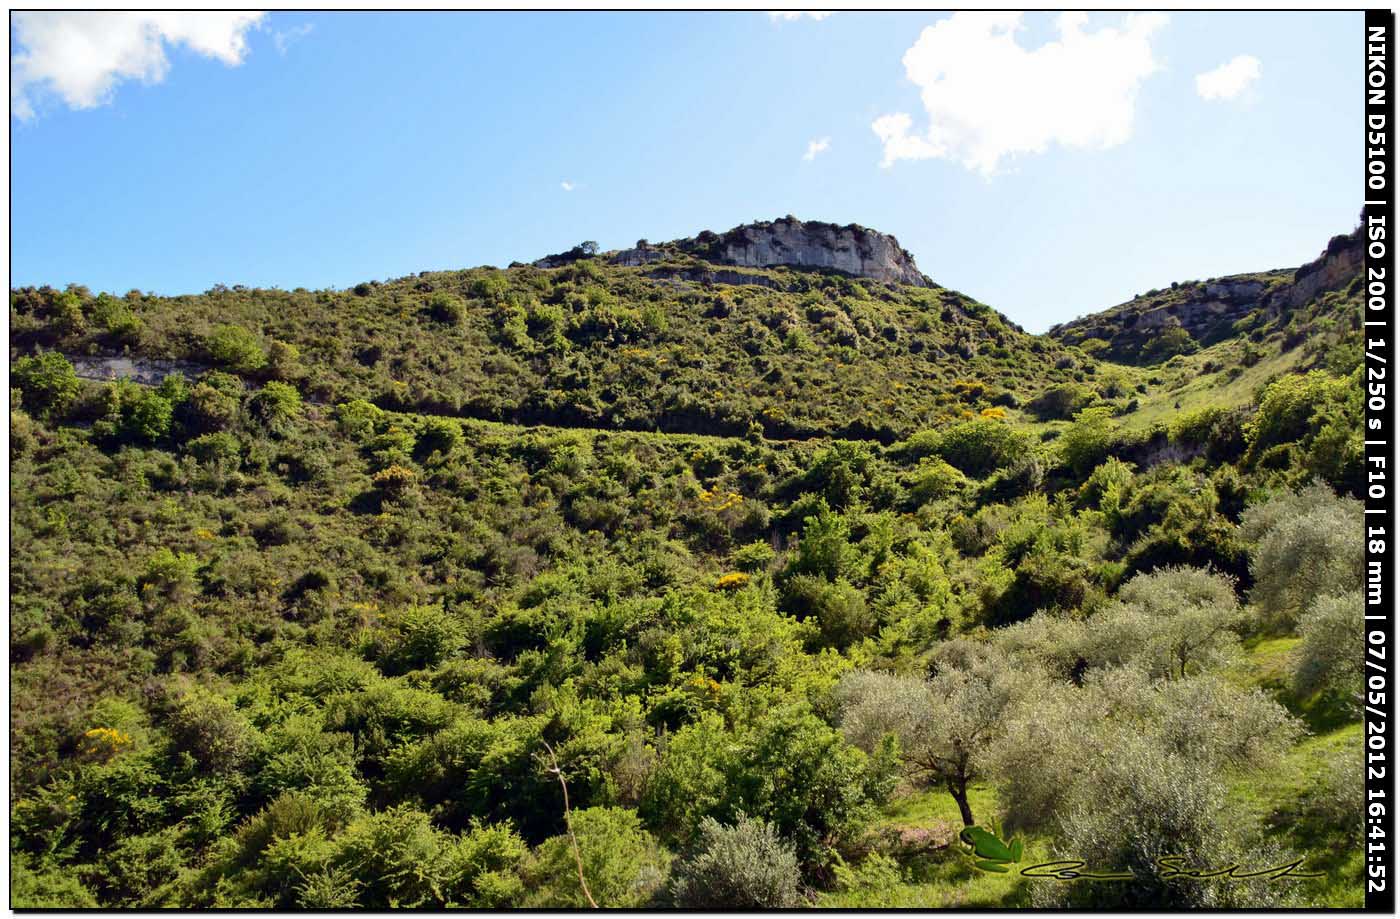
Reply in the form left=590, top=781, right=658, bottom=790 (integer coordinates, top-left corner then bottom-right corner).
left=949, top=777, right=975, bottom=827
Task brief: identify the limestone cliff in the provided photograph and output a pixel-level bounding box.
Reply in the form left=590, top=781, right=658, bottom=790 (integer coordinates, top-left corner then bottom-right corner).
left=536, top=217, right=932, bottom=287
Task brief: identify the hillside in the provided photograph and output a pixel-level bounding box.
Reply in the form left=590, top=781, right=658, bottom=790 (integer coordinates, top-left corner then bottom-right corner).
left=8, top=218, right=1368, bottom=909
left=11, top=220, right=1099, bottom=443
left=1048, top=226, right=1364, bottom=365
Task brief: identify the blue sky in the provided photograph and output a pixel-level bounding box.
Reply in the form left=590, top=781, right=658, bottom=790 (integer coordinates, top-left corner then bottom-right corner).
left=10, top=11, right=1362, bottom=331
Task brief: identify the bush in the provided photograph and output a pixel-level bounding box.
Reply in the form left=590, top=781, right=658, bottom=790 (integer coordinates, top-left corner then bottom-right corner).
left=670, top=814, right=802, bottom=908
left=1059, top=406, right=1118, bottom=476
left=525, top=806, right=669, bottom=908
left=12, top=351, right=81, bottom=420
left=783, top=574, right=872, bottom=650
left=1028, top=382, right=1095, bottom=420
left=121, top=389, right=174, bottom=444
left=249, top=382, right=302, bottom=431
left=163, top=687, right=257, bottom=774
left=923, top=418, right=1029, bottom=478
left=427, top=293, right=466, bottom=325
left=207, top=324, right=267, bottom=373
left=364, top=604, right=467, bottom=675
left=186, top=432, right=241, bottom=468
left=1294, top=593, right=1362, bottom=710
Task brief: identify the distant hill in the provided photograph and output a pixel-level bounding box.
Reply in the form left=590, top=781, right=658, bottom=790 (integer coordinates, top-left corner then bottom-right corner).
left=9, top=218, right=1364, bottom=442
left=1047, top=226, right=1364, bottom=365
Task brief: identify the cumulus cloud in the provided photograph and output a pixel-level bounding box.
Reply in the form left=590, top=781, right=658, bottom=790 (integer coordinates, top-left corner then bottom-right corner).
left=872, top=11, right=1168, bottom=175
left=767, top=11, right=834, bottom=22
left=1195, top=54, right=1261, bottom=101
left=11, top=11, right=266, bottom=119
left=560, top=181, right=575, bottom=192
left=803, top=137, right=831, bottom=161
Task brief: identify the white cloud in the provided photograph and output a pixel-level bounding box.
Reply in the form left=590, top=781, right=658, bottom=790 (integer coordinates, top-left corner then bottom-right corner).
left=11, top=11, right=266, bottom=119
left=872, top=11, right=1168, bottom=176
left=803, top=137, right=831, bottom=161
left=1195, top=54, right=1261, bottom=101
left=560, top=181, right=575, bottom=192
left=273, top=23, right=314, bottom=57
left=767, top=11, right=834, bottom=22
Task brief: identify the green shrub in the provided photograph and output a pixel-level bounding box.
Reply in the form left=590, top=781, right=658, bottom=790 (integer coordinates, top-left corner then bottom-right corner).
left=525, top=806, right=669, bottom=908
left=12, top=351, right=81, bottom=419
left=670, top=814, right=802, bottom=908
left=207, top=324, right=267, bottom=372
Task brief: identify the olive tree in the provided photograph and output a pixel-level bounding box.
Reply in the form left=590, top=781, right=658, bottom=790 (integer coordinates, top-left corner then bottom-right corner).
left=991, top=668, right=1303, bottom=908
left=1085, top=567, right=1242, bottom=681
left=835, top=644, right=1017, bottom=826
left=1294, top=593, right=1363, bottom=711
left=1241, top=484, right=1362, bottom=629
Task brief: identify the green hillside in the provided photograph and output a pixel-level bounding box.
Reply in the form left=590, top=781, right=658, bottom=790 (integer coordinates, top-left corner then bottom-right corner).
left=9, top=221, right=1367, bottom=908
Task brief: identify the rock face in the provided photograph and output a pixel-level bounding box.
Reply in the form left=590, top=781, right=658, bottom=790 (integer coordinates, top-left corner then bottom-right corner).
left=1285, top=226, right=1365, bottom=309
left=670, top=217, right=931, bottom=287
left=1048, top=224, right=1365, bottom=363
left=536, top=217, right=932, bottom=287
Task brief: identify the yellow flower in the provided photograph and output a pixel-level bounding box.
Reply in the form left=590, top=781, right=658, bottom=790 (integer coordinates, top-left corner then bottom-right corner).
left=715, top=572, right=750, bottom=591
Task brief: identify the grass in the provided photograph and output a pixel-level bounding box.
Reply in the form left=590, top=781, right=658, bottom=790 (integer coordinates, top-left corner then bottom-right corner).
left=818, top=785, right=1052, bottom=908
left=1119, top=337, right=1307, bottom=432
left=1224, top=632, right=1364, bottom=908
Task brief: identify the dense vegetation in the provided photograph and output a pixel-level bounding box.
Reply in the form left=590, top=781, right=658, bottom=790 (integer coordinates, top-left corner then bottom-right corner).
left=9, top=236, right=1366, bottom=908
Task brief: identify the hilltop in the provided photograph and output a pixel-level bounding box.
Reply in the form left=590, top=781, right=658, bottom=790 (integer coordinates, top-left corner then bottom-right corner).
left=534, top=217, right=932, bottom=289
left=11, top=219, right=1090, bottom=442
left=1048, top=226, right=1364, bottom=365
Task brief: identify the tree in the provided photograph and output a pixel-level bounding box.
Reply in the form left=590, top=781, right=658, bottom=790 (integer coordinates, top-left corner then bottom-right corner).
left=669, top=814, right=802, bottom=909
left=1294, top=593, right=1363, bottom=710
left=836, top=645, right=1016, bottom=826
left=1083, top=567, right=1242, bottom=681
left=12, top=351, right=81, bottom=420
left=1241, top=484, right=1362, bottom=629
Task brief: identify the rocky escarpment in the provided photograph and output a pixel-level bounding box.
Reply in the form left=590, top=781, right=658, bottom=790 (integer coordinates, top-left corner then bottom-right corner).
left=535, top=217, right=933, bottom=288
left=1048, top=225, right=1364, bottom=364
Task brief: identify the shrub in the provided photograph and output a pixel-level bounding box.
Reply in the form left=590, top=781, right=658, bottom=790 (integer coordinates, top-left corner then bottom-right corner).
left=784, top=574, right=872, bottom=649
left=525, top=806, right=670, bottom=908
left=206, top=324, right=267, bottom=372
left=926, top=418, right=1029, bottom=478
left=731, top=541, right=776, bottom=573
left=186, top=432, right=241, bottom=469
left=670, top=814, right=802, bottom=908
left=1059, top=406, right=1118, bottom=476
left=416, top=417, right=463, bottom=458
left=1028, top=382, right=1095, bottom=421
left=364, top=604, right=467, bottom=675
left=330, top=805, right=464, bottom=908
left=11, top=856, right=100, bottom=908
left=249, top=382, right=302, bottom=430
left=163, top=687, right=257, bottom=774
left=427, top=293, right=466, bottom=324
left=121, top=389, right=174, bottom=443
left=12, top=351, right=81, bottom=420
